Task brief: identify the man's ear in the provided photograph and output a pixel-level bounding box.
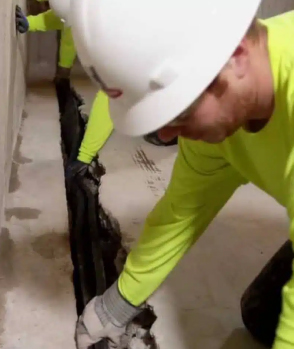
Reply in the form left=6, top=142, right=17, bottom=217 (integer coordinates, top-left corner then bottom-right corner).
left=228, top=39, right=250, bottom=79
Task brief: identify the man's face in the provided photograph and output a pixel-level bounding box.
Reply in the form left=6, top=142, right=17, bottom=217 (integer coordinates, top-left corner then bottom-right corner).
left=158, top=43, right=259, bottom=144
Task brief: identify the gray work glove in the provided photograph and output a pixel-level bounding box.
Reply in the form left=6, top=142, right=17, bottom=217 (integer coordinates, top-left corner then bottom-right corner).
left=75, top=281, right=144, bottom=349
left=15, top=5, right=29, bottom=33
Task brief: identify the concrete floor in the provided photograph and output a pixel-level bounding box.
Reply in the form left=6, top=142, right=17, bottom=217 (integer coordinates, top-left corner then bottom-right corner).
left=2, top=84, right=76, bottom=349
left=0, top=78, right=289, bottom=348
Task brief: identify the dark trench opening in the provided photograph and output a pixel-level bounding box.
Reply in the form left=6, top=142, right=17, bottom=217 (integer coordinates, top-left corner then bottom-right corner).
left=55, top=82, right=157, bottom=349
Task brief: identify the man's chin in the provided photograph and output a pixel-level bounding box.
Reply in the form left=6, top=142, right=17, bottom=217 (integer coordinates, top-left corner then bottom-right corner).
left=181, top=134, right=224, bottom=143
left=199, top=133, right=228, bottom=144
left=203, top=127, right=240, bottom=143
left=181, top=128, right=236, bottom=143
left=203, top=138, right=225, bottom=144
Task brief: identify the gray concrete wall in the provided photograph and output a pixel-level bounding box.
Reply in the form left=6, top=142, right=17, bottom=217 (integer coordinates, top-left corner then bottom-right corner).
left=258, top=0, right=294, bottom=18
left=26, top=0, right=58, bottom=83
left=0, top=0, right=27, bottom=228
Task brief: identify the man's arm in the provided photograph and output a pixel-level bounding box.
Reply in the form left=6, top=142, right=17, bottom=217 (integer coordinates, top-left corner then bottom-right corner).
left=27, top=9, right=63, bottom=32
left=118, top=138, right=247, bottom=306
left=75, top=138, right=248, bottom=348
left=58, top=26, right=77, bottom=69
left=77, top=91, right=113, bottom=164
left=65, top=91, right=113, bottom=180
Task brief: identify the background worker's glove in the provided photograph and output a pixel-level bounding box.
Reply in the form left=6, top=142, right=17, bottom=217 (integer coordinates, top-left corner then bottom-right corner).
left=75, top=281, right=143, bottom=349
left=65, top=160, right=88, bottom=180
left=15, top=5, right=29, bottom=33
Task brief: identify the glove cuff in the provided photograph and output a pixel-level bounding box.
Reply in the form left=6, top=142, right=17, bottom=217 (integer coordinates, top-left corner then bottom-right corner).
left=99, top=281, right=144, bottom=327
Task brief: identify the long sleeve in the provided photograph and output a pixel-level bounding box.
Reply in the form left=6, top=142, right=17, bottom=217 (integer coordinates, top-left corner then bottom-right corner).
left=27, top=9, right=63, bottom=32
left=78, top=91, right=113, bottom=164
left=118, top=138, right=247, bottom=306
left=273, top=146, right=294, bottom=349
left=58, top=26, right=77, bottom=69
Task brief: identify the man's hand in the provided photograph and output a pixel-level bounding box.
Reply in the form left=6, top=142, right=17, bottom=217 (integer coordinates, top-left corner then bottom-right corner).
left=75, top=281, right=143, bottom=349
left=65, top=160, right=88, bottom=181
left=15, top=5, right=29, bottom=34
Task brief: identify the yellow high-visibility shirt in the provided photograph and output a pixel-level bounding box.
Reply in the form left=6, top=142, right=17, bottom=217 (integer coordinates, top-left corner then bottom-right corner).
left=118, top=11, right=294, bottom=349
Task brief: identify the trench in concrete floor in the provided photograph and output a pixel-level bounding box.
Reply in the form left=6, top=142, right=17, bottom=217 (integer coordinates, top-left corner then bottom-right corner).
left=57, top=85, right=158, bottom=349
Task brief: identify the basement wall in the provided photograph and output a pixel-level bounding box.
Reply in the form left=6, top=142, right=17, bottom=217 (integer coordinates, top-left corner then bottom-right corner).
left=0, top=0, right=27, bottom=229
left=258, top=0, right=294, bottom=18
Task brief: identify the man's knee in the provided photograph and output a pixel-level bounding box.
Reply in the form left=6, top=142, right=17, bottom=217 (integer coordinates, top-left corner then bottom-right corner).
left=240, top=240, right=293, bottom=347
left=241, top=285, right=277, bottom=347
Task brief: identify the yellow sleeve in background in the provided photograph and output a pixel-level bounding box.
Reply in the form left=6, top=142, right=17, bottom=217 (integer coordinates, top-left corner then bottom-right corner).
left=27, top=9, right=112, bottom=164
left=27, top=10, right=76, bottom=69
left=58, top=26, right=77, bottom=69
left=27, top=9, right=63, bottom=31
left=118, top=139, right=247, bottom=306
left=78, top=91, right=114, bottom=164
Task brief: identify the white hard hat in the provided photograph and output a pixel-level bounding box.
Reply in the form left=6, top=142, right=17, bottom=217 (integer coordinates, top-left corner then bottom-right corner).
left=70, top=0, right=262, bottom=136
left=48, top=0, right=71, bottom=25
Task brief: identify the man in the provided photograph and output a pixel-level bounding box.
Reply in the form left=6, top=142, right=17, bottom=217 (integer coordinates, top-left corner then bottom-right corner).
left=34, top=0, right=294, bottom=348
